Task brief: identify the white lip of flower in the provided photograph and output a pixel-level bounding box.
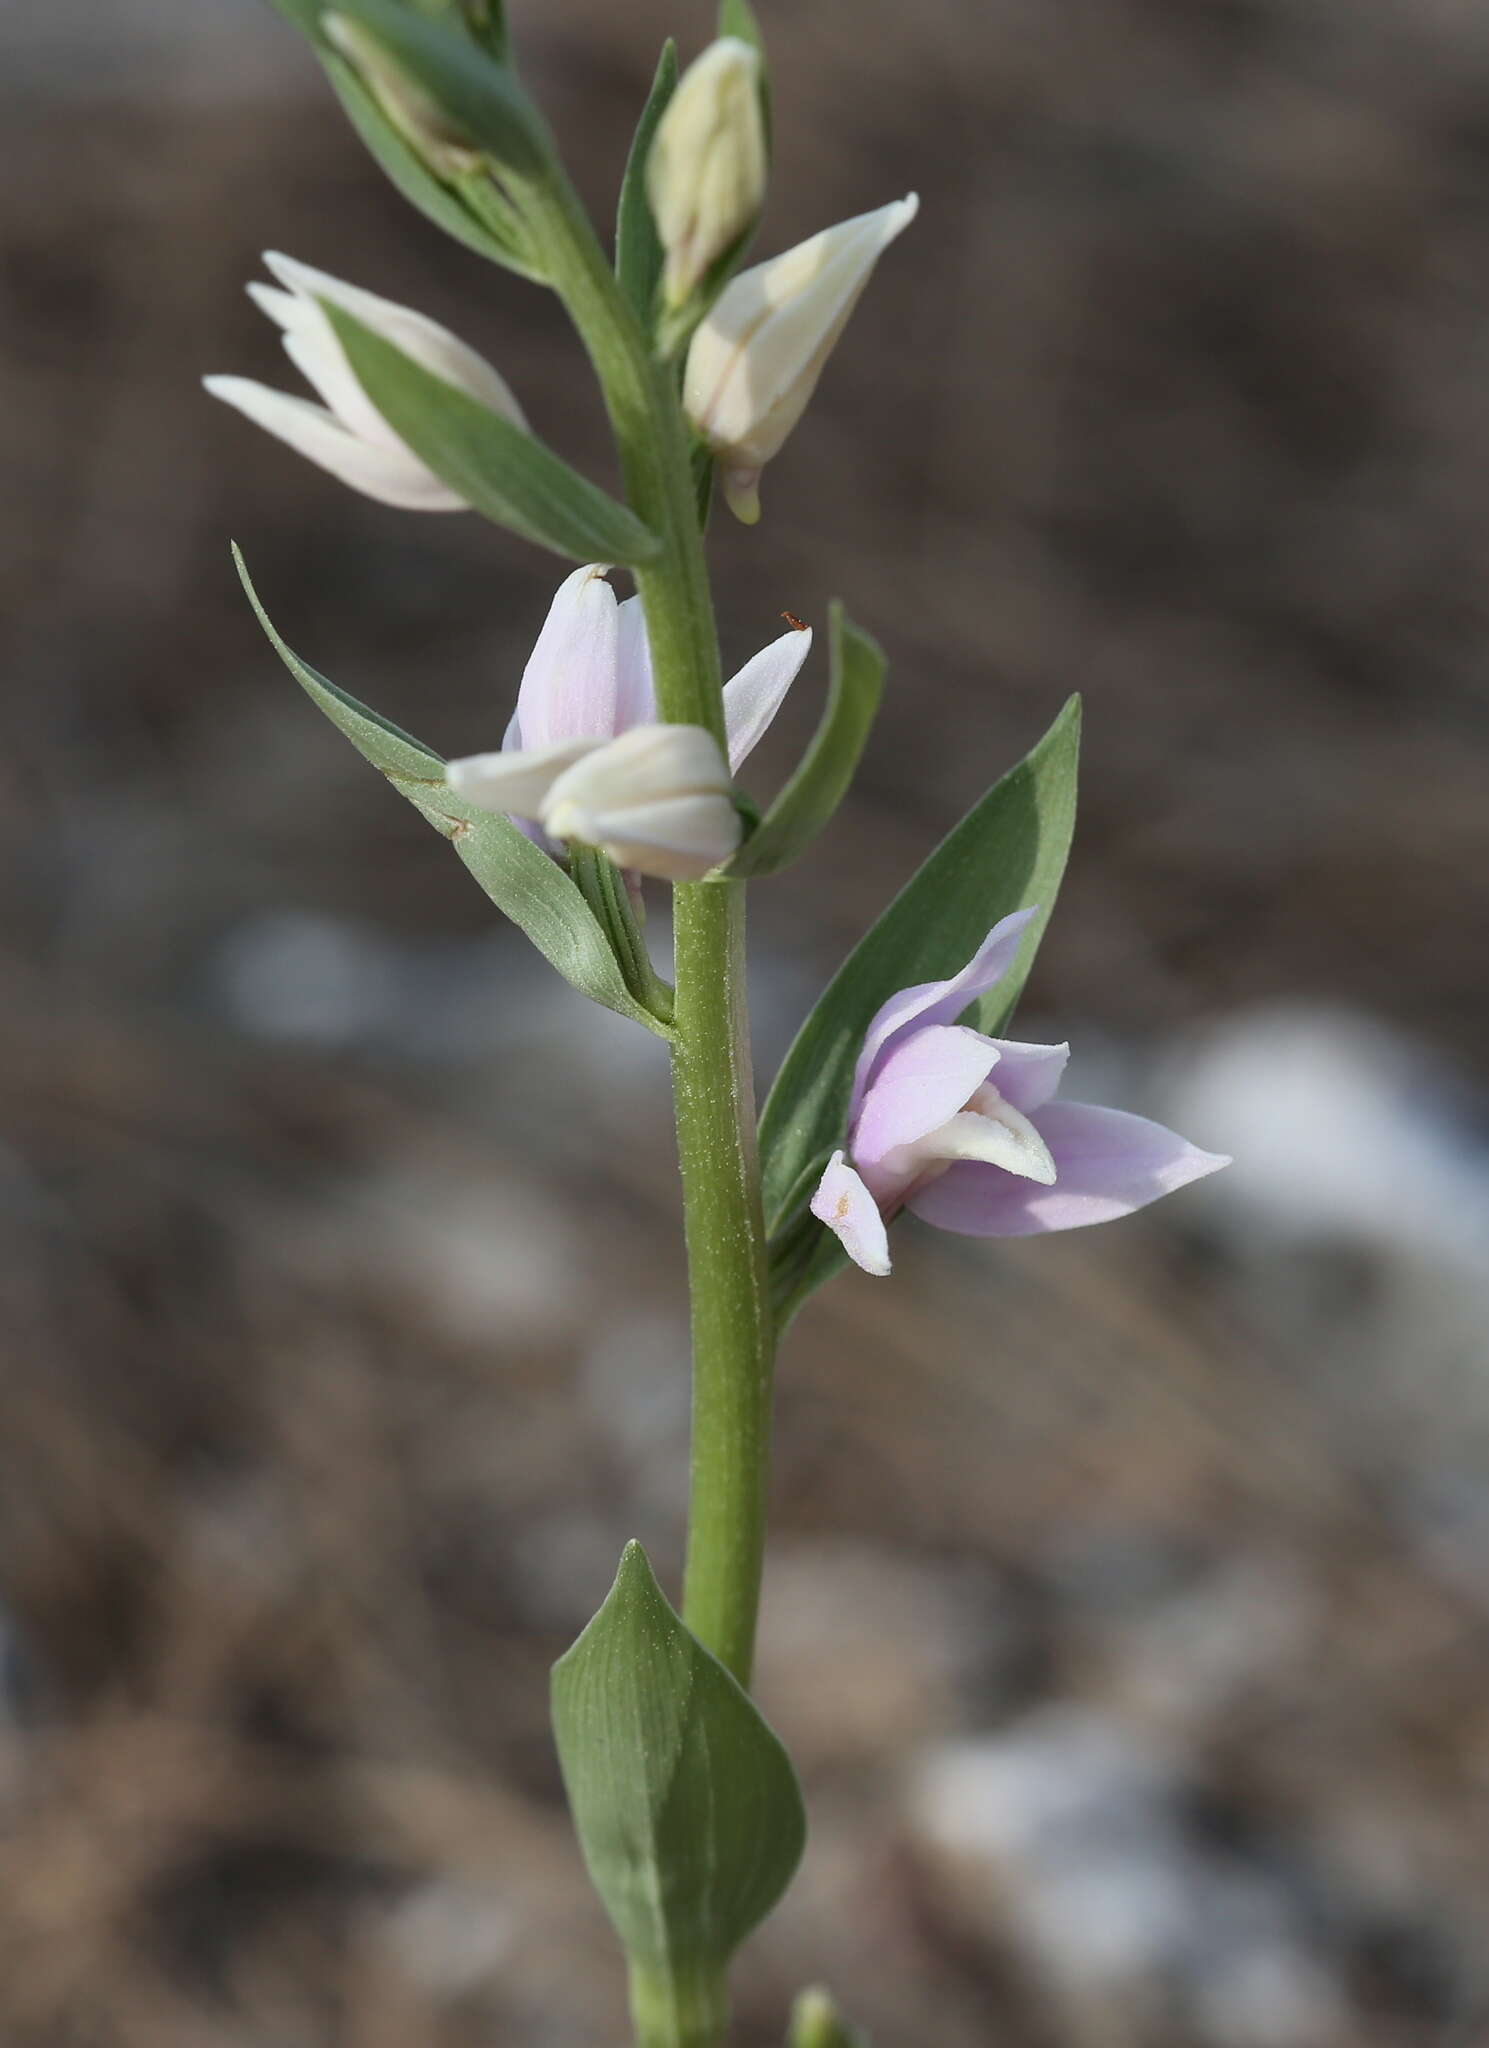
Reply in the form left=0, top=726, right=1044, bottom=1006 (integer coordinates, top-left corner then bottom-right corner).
left=683, top=193, right=918, bottom=522
left=647, top=36, right=767, bottom=308
left=448, top=723, right=742, bottom=882
left=877, top=1082, right=1059, bottom=1198
left=203, top=253, right=525, bottom=511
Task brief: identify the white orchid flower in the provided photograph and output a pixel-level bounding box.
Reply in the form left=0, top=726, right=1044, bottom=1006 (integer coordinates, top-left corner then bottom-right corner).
left=683, top=194, right=918, bottom=522
left=446, top=562, right=812, bottom=876
left=204, top=253, right=524, bottom=510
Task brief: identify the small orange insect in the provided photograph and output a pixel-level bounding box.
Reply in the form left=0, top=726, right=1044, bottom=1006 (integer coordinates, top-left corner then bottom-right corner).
left=780, top=610, right=808, bottom=632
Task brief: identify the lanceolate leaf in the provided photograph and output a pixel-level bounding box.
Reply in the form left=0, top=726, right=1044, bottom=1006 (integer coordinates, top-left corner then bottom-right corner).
left=727, top=602, right=885, bottom=878
left=322, top=304, right=661, bottom=565
left=324, top=51, right=543, bottom=276
left=552, top=1542, right=806, bottom=1976
left=615, top=40, right=678, bottom=325
left=233, top=550, right=669, bottom=1038
left=760, top=696, right=1081, bottom=1310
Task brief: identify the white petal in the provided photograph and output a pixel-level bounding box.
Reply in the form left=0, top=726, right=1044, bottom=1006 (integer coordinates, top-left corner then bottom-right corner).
left=263, top=252, right=526, bottom=428
left=722, top=623, right=812, bottom=770
left=613, top=595, right=658, bottom=729
left=553, top=792, right=742, bottom=880
left=446, top=738, right=602, bottom=815
left=514, top=565, right=620, bottom=748
left=921, top=1092, right=1058, bottom=1185
left=245, top=281, right=301, bottom=333
left=202, top=375, right=464, bottom=510
left=543, top=722, right=731, bottom=812
left=684, top=195, right=918, bottom=469
left=810, top=1151, right=891, bottom=1276
left=280, top=320, right=408, bottom=452
left=251, top=279, right=403, bottom=447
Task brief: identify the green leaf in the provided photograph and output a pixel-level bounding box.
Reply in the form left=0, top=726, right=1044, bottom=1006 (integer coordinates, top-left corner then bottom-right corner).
left=324, top=51, right=543, bottom=276
left=322, top=303, right=661, bottom=565
left=615, top=40, right=678, bottom=325
left=718, top=0, right=766, bottom=54
left=412, top=0, right=508, bottom=57
left=760, top=695, right=1081, bottom=1310
left=552, top=1541, right=806, bottom=1976
left=233, top=549, right=669, bottom=1038
left=727, top=603, right=885, bottom=878
left=789, top=1987, right=869, bottom=2048
left=313, top=0, right=549, bottom=175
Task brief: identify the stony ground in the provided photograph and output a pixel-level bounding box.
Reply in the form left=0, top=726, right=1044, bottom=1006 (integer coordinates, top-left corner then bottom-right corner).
left=3, top=1, right=1489, bottom=2043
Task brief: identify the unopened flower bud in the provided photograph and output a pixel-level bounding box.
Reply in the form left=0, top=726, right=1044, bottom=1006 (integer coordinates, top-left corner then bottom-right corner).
left=325, top=13, right=485, bottom=178
left=647, top=37, right=767, bottom=308
left=789, top=1987, right=867, bottom=2048
left=448, top=723, right=742, bottom=881
left=683, top=194, right=918, bottom=522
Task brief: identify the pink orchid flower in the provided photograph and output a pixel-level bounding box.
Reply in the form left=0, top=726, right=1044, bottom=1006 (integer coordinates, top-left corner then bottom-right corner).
left=811, top=908, right=1229, bottom=1276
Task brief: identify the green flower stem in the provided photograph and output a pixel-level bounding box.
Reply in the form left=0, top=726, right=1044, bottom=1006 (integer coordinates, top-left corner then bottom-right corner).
left=629, top=1956, right=730, bottom=2048
left=520, top=167, right=777, bottom=1691
left=670, top=873, right=772, bottom=1685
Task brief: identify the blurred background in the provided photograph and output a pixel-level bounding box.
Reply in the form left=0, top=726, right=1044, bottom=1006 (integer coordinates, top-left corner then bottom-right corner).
left=5, top=0, right=1489, bottom=2042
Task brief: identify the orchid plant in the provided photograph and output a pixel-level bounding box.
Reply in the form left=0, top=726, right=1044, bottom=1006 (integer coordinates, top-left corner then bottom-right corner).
left=209, top=4, right=1227, bottom=2042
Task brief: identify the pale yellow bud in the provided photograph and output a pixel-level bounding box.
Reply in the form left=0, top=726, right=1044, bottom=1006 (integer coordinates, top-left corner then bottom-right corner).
left=683, top=194, right=918, bottom=521
left=647, top=38, right=767, bottom=308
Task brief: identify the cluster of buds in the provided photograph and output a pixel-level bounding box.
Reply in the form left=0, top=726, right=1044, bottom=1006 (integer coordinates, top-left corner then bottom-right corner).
left=207, top=33, right=915, bottom=527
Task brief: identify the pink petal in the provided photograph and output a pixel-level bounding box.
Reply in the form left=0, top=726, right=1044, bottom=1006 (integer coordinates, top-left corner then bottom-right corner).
left=851, top=908, right=1037, bottom=1113
left=908, top=1100, right=1229, bottom=1238
left=979, top=1037, right=1069, bottom=1115
left=722, top=624, right=813, bottom=770
left=851, top=1025, right=1000, bottom=1182
left=514, top=564, right=620, bottom=748
left=810, top=1150, right=891, bottom=1276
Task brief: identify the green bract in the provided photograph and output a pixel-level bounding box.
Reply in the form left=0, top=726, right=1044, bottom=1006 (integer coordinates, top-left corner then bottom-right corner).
left=324, top=51, right=543, bottom=277
left=304, top=0, right=549, bottom=175
left=552, top=1543, right=806, bottom=1988
left=321, top=303, right=662, bottom=563
left=615, top=42, right=679, bottom=328
left=234, top=550, right=670, bottom=1039
left=727, top=602, right=885, bottom=878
